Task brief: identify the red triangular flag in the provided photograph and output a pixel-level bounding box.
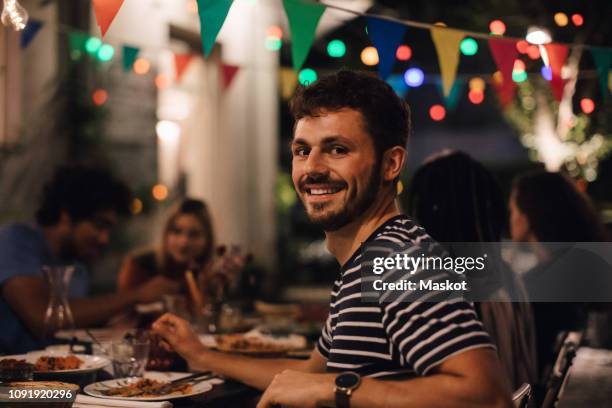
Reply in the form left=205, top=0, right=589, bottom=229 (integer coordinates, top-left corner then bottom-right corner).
left=92, top=0, right=125, bottom=37
left=221, top=64, right=239, bottom=90
left=544, top=43, right=569, bottom=101
left=488, top=38, right=518, bottom=107
left=174, top=54, right=194, bottom=82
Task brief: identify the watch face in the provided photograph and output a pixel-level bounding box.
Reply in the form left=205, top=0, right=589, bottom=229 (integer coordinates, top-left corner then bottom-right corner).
left=335, top=372, right=360, bottom=389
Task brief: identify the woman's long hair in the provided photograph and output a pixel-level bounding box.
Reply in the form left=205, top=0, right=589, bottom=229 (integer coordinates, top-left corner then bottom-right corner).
left=512, top=170, right=608, bottom=242
left=407, top=150, right=506, bottom=243
left=157, top=198, right=216, bottom=274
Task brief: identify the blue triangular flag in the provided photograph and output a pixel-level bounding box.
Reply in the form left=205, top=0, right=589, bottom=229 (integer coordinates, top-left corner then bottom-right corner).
left=366, top=17, right=407, bottom=80
left=21, top=19, right=43, bottom=49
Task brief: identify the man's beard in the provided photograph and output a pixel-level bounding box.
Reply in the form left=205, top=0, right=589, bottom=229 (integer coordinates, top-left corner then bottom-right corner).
left=300, top=162, right=382, bottom=232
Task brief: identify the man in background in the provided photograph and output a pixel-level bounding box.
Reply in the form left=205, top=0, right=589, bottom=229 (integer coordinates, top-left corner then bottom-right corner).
left=0, top=165, right=180, bottom=353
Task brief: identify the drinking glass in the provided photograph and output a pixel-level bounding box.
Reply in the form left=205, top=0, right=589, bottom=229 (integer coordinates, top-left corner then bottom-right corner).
left=42, top=265, right=75, bottom=341
left=111, top=334, right=150, bottom=378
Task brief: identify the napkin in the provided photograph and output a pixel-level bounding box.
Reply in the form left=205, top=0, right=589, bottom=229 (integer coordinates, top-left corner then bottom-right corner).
left=73, top=394, right=173, bottom=408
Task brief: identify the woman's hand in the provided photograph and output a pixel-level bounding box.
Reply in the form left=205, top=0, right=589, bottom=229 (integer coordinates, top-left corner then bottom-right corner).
left=152, top=313, right=206, bottom=361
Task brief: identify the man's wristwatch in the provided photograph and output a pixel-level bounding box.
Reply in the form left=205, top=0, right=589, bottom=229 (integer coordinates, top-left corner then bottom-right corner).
left=334, top=371, right=361, bottom=408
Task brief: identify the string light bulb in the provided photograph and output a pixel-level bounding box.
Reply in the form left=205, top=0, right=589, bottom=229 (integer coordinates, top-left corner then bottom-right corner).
left=1, top=0, right=28, bottom=31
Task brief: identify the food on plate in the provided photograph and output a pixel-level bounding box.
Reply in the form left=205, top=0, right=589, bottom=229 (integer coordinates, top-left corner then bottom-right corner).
left=0, top=358, right=35, bottom=381
left=34, top=355, right=83, bottom=371
left=99, top=377, right=192, bottom=398
left=215, top=331, right=307, bottom=354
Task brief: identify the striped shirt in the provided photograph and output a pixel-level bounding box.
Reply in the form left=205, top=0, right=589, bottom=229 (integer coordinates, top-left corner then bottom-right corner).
left=316, top=215, right=494, bottom=378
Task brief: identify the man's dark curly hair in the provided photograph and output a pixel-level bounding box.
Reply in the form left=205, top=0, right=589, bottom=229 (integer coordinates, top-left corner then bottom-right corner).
left=289, top=69, right=411, bottom=159
left=36, top=165, right=132, bottom=226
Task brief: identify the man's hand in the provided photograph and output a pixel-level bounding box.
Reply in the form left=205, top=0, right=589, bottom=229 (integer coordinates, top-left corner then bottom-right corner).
left=256, top=370, right=335, bottom=408
left=152, top=313, right=206, bottom=361
left=136, top=276, right=181, bottom=303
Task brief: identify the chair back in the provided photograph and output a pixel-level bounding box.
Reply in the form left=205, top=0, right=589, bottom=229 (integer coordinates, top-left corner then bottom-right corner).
left=541, top=331, right=583, bottom=408
left=512, top=382, right=532, bottom=408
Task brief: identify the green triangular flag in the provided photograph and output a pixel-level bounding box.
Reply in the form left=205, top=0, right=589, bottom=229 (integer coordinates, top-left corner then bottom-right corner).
left=197, top=0, right=235, bottom=57
left=122, top=45, right=139, bottom=72
left=68, top=31, right=88, bottom=52
left=437, top=79, right=464, bottom=111
left=591, top=47, right=612, bottom=99
left=283, top=0, right=326, bottom=71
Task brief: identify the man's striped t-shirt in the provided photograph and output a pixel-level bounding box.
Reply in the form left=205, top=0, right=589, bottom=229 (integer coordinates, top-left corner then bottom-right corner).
left=316, top=215, right=494, bottom=378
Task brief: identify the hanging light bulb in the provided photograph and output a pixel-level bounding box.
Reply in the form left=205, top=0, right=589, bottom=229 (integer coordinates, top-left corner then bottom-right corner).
left=1, top=0, right=28, bottom=31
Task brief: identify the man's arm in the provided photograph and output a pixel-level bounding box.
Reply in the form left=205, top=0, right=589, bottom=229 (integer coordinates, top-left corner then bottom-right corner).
left=258, top=348, right=512, bottom=408
left=2, top=275, right=180, bottom=336
left=152, top=313, right=327, bottom=390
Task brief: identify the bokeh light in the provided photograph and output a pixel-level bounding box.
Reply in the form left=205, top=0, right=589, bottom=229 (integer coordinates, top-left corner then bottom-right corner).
left=527, top=45, right=541, bottom=60
left=396, top=45, right=412, bottom=61
left=131, top=198, right=143, bottom=215
left=85, top=37, right=102, bottom=54
left=512, top=70, right=528, bottom=83
left=516, top=40, right=529, bottom=54
left=327, top=39, right=346, bottom=58
left=460, top=38, right=478, bottom=56
left=133, top=58, right=150, bottom=75
left=571, top=14, right=584, bottom=26
left=266, top=25, right=283, bottom=39
left=429, top=105, right=446, bottom=121
left=469, top=77, right=486, bottom=92
left=580, top=98, right=595, bottom=114
left=360, top=46, right=379, bottom=66
left=97, top=44, right=115, bottom=62
left=152, top=184, right=169, bottom=201
left=554, top=12, right=568, bottom=27
left=468, top=89, right=485, bottom=104
left=92, top=89, right=108, bottom=106
left=403, top=68, right=424, bottom=87
left=155, top=74, right=170, bottom=89
left=513, top=59, right=526, bottom=72
left=298, top=68, right=317, bottom=85
left=489, top=20, right=506, bottom=35
left=265, top=37, right=282, bottom=51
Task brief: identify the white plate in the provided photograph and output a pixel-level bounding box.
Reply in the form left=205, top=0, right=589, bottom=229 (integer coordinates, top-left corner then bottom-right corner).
left=1, top=351, right=110, bottom=374
left=84, top=371, right=220, bottom=401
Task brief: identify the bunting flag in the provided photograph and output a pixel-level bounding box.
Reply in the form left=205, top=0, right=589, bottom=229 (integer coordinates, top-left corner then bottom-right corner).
left=366, top=17, right=407, bottom=80
left=220, top=64, right=240, bottom=90
left=431, top=27, right=464, bottom=97
left=197, top=0, right=234, bottom=57
left=174, top=54, right=194, bottom=82
left=122, top=45, right=140, bottom=72
left=437, top=79, right=464, bottom=111
left=280, top=68, right=299, bottom=100
left=68, top=31, right=88, bottom=56
left=488, top=38, right=518, bottom=107
left=591, top=47, right=612, bottom=99
left=283, top=0, right=326, bottom=71
left=21, top=19, right=43, bottom=49
left=386, top=74, right=408, bottom=98
left=92, top=0, right=125, bottom=37
left=544, top=43, right=569, bottom=101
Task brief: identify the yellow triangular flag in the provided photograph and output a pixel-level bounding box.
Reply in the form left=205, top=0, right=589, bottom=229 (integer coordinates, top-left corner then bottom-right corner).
left=431, top=28, right=464, bottom=97
left=280, top=68, right=299, bottom=100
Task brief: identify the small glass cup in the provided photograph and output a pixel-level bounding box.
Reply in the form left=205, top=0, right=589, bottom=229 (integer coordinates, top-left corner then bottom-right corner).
left=111, top=333, right=150, bottom=378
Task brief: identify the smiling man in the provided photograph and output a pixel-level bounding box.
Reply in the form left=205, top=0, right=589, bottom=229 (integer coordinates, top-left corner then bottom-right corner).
left=153, top=70, right=512, bottom=408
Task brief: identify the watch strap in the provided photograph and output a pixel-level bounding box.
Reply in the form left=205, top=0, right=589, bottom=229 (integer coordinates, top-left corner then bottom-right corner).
left=335, top=388, right=350, bottom=408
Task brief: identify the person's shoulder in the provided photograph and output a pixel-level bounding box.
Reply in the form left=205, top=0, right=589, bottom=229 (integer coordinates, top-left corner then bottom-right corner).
left=0, top=223, right=42, bottom=248
left=372, top=215, right=437, bottom=249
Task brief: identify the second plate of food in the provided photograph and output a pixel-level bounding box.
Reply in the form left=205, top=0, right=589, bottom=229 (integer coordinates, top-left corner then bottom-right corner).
left=84, top=371, right=221, bottom=401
